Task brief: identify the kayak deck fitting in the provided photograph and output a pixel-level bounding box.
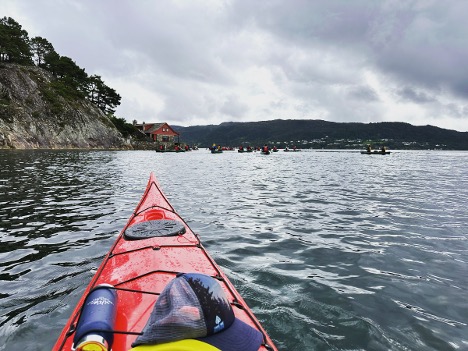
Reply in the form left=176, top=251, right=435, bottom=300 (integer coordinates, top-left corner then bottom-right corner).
left=53, top=173, right=277, bottom=351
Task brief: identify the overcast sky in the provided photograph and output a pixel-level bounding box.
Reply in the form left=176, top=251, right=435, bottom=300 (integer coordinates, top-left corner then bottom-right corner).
left=2, top=0, right=468, bottom=132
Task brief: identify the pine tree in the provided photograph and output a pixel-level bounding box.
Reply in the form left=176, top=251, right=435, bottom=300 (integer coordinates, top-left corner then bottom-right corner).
left=30, top=36, right=55, bottom=67
left=0, top=16, right=33, bottom=64
left=86, top=75, right=121, bottom=114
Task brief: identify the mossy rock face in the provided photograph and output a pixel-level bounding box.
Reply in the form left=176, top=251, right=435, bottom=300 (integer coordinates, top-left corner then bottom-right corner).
left=0, top=78, right=12, bottom=107
left=0, top=64, right=128, bottom=149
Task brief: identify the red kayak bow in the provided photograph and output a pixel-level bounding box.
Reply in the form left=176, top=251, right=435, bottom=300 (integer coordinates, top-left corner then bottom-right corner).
left=53, top=173, right=277, bottom=351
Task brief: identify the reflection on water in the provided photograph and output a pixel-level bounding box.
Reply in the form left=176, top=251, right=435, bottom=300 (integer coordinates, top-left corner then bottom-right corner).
left=1, top=149, right=468, bottom=350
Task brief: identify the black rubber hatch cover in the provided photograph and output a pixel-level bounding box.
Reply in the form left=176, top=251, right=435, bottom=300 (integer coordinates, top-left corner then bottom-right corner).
left=124, top=220, right=186, bottom=240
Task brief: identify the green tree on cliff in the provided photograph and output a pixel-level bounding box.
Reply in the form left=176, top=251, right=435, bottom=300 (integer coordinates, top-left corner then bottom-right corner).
left=55, top=56, right=88, bottom=93
left=30, top=36, right=55, bottom=67
left=0, top=16, right=33, bottom=64
left=87, top=75, right=121, bottom=114
left=1, top=17, right=121, bottom=114
left=100, top=84, right=121, bottom=114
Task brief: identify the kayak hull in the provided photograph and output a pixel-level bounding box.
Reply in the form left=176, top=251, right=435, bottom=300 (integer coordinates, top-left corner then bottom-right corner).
left=53, top=173, right=277, bottom=351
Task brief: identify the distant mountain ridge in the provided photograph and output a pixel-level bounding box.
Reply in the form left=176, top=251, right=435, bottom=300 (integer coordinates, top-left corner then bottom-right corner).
left=172, top=120, right=468, bottom=150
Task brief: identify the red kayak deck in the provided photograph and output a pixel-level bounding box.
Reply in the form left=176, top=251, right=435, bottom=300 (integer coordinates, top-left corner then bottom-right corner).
left=53, top=173, right=277, bottom=351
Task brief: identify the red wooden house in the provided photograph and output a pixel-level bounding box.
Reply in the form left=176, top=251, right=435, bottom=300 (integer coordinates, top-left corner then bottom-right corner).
left=134, top=122, right=180, bottom=148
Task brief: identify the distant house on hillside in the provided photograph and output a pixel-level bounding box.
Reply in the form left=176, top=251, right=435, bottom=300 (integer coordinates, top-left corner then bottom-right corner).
left=134, top=122, right=180, bottom=149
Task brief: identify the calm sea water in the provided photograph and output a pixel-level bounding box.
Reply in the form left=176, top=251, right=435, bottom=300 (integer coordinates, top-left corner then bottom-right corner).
left=1, top=149, right=467, bottom=351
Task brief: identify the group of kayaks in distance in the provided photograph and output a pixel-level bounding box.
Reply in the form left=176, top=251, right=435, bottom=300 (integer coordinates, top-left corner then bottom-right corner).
left=210, top=144, right=302, bottom=154
left=158, top=143, right=390, bottom=155
left=156, top=144, right=199, bottom=153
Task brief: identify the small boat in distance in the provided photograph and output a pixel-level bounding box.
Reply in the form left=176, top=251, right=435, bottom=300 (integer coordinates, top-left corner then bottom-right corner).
left=210, top=144, right=223, bottom=153
left=284, top=146, right=301, bottom=152
left=261, top=144, right=270, bottom=155
left=362, top=144, right=391, bottom=154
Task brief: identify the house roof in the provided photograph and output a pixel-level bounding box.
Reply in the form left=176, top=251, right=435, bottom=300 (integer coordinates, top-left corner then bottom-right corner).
left=146, top=123, right=165, bottom=133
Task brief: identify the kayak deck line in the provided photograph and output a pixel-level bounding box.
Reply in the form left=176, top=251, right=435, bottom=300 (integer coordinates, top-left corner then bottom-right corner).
left=109, top=242, right=202, bottom=258
left=54, top=172, right=278, bottom=351
left=132, top=204, right=177, bottom=217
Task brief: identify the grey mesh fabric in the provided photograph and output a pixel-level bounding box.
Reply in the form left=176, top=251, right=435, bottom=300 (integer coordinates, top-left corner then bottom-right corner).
left=132, top=273, right=263, bottom=351
left=132, top=277, right=207, bottom=345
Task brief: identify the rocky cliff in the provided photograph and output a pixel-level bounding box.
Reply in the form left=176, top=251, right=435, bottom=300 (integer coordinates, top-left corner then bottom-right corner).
left=0, top=64, right=127, bottom=149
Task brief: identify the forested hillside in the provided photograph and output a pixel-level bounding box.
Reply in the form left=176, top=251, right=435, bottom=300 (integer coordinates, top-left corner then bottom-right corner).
left=173, top=120, right=468, bottom=150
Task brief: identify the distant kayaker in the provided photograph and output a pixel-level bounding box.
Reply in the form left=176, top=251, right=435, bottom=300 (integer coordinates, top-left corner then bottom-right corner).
left=366, top=144, right=372, bottom=153
left=262, top=144, right=269, bottom=153
left=130, top=273, right=263, bottom=351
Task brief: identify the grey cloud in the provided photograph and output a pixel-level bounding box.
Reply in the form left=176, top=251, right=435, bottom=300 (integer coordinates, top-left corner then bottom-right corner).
left=232, top=1, right=468, bottom=99
left=367, top=2, right=468, bottom=97
left=220, top=95, right=249, bottom=118
left=348, top=85, right=379, bottom=102
left=397, top=87, right=435, bottom=104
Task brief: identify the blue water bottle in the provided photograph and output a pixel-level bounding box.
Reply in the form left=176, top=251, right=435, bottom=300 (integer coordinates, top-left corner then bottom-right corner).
left=72, top=284, right=118, bottom=351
